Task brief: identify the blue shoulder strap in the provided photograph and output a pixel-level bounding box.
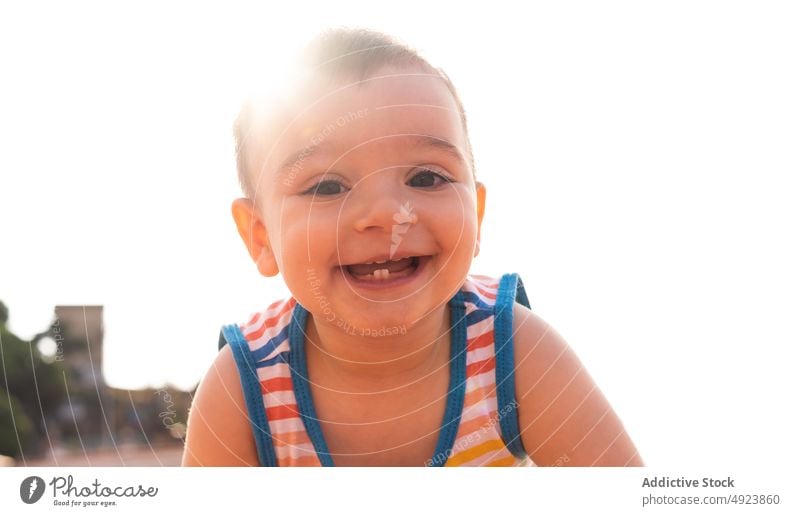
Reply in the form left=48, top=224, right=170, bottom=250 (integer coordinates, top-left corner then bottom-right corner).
left=494, top=273, right=531, bottom=459
left=220, top=324, right=279, bottom=467
left=286, top=304, right=335, bottom=467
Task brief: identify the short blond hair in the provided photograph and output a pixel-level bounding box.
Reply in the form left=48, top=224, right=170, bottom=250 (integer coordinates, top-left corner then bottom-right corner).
left=233, top=28, right=475, bottom=199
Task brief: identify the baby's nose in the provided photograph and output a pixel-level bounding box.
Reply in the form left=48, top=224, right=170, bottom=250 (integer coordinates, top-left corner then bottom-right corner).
left=351, top=186, right=417, bottom=233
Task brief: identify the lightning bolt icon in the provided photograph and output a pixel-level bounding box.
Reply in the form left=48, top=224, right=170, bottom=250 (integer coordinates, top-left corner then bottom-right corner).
left=28, top=478, right=38, bottom=501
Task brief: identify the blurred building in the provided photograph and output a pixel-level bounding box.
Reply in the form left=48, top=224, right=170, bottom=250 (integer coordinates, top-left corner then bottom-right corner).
left=5, top=305, right=192, bottom=466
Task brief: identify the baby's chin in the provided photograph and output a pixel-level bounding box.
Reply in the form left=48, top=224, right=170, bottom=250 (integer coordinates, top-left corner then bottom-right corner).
left=308, top=290, right=464, bottom=344
left=308, top=303, right=426, bottom=338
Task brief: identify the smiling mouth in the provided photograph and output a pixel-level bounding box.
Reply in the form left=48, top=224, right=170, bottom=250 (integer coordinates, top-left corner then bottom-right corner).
left=340, top=256, right=427, bottom=282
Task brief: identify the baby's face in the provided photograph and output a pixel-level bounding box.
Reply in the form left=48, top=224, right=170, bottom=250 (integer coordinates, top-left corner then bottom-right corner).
left=240, top=66, right=485, bottom=332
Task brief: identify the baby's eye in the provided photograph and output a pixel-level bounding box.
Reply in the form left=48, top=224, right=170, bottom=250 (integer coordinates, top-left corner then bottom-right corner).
left=407, top=168, right=453, bottom=188
left=303, top=180, right=346, bottom=196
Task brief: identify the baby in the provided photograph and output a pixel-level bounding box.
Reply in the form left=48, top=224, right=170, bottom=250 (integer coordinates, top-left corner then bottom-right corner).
left=182, top=28, right=642, bottom=467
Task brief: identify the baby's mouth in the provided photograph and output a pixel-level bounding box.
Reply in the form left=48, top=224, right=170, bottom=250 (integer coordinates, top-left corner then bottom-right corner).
left=342, top=256, right=423, bottom=282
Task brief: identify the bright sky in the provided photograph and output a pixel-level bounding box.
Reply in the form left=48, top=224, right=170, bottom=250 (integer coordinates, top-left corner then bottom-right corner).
left=1, top=1, right=798, bottom=470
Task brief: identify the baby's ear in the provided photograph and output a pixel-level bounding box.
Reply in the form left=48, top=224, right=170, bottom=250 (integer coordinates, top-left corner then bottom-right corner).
left=231, top=198, right=279, bottom=277
left=474, top=182, right=486, bottom=257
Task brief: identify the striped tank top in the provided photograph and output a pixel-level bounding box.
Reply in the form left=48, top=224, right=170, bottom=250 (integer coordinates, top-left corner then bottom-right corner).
left=219, top=272, right=536, bottom=467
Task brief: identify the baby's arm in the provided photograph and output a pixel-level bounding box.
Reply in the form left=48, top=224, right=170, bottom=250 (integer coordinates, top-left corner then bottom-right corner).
left=182, top=345, right=260, bottom=466
left=512, top=303, right=643, bottom=466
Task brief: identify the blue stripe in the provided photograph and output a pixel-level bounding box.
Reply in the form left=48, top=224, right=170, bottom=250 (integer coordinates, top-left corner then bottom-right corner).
left=222, top=324, right=278, bottom=467
left=493, top=273, right=528, bottom=459
left=256, top=351, right=290, bottom=368
left=460, top=291, right=494, bottom=312
left=287, top=304, right=335, bottom=467
left=250, top=326, right=290, bottom=362
left=466, top=308, right=493, bottom=326
left=428, top=291, right=468, bottom=467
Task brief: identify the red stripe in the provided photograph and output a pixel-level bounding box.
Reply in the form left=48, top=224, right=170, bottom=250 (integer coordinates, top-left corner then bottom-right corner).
left=467, top=330, right=494, bottom=352
left=466, top=356, right=495, bottom=378
left=266, top=404, right=301, bottom=421
left=260, top=375, right=294, bottom=395
left=245, top=299, right=286, bottom=327
left=244, top=300, right=296, bottom=341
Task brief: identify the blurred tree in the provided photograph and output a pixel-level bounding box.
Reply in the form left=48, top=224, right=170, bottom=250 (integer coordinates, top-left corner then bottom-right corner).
left=0, top=389, right=35, bottom=459
left=0, top=300, right=65, bottom=458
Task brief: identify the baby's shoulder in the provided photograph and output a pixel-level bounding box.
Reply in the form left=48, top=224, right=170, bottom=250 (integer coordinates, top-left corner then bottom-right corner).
left=509, top=302, right=642, bottom=465
left=183, top=345, right=259, bottom=466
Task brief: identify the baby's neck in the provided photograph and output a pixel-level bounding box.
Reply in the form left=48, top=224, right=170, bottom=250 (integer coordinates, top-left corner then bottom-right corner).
left=304, top=304, right=451, bottom=390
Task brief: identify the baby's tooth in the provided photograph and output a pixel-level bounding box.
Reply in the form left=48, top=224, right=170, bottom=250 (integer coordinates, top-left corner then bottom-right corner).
left=372, top=268, right=390, bottom=280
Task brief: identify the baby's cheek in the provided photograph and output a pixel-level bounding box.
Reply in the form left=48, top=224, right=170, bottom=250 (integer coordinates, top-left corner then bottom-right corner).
left=273, top=225, right=308, bottom=275
left=444, top=196, right=480, bottom=272
left=431, top=195, right=478, bottom=244
left=280, top=209, right=332, bottom=252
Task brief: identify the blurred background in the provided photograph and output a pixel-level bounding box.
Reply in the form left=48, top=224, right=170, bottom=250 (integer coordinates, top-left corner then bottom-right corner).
left=1, top=1, right=799, bottom=467
left=0, top=301, right=189, bottom=465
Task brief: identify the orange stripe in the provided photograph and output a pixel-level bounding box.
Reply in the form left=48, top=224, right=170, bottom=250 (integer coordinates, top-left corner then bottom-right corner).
left=271, top=430, right=314, bottom=447
left=446, top=438, right=507, bottom=467
left=462, top=384, right=495, bottom=411
left=244, top=300, right=295, bottom=341
left=485, top=455, right=517, bottom=467
left=466, top=356, right=495, bottom=378
left=260, top=375, right=294, bottom=394
left=455, top=415, right=493, bottom=439
left=284, top=454, right=321, bottom=467
left=266, top=404, right=301, bottom=421
left=467, top=330, right=494, bottom=353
